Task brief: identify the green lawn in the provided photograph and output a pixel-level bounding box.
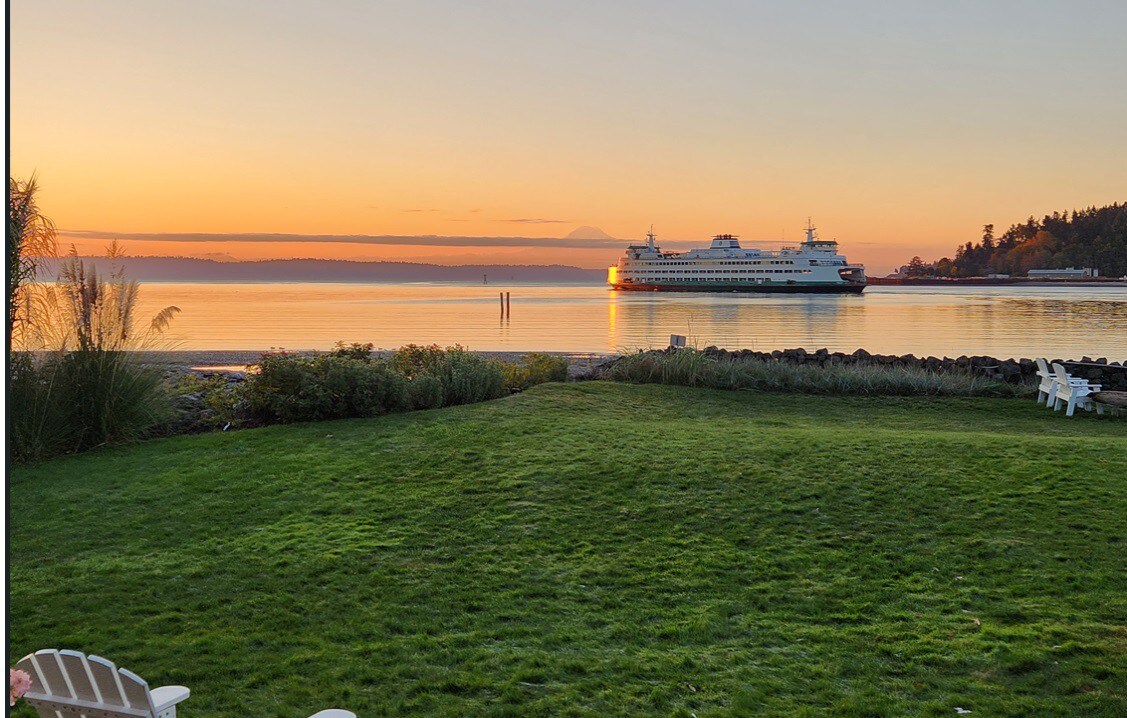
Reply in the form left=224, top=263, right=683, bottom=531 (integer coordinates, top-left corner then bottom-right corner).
left=9, top=383, right=1126, bottom=717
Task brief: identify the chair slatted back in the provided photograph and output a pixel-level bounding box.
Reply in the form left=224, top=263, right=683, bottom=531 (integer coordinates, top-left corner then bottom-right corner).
left=1035, top=357, right=1052, bottom=379
left=1051, top=362, right=1074, bottom=383
left=17, top=650, right=156, bottom=718
left=58, top=651, right=102, bottom=704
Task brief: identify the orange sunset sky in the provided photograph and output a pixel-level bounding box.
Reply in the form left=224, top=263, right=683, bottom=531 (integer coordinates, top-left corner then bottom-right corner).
left=10, top=1, right=1127, bottom=274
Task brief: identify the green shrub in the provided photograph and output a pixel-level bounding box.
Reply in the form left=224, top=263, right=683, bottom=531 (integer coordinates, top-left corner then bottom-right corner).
left=389, top=343, right=464, bottom=378
left=390, top=344, right=506, bottom=405
left=229, top=346, right=510, bottom=426
left=240, top=352, right=408, bottom=423
left=329, top=341, right=375, bottom=361
left=165, top=372, right=239, bottom=432
left=603, top=349, right=1026, bottom=397
left=406, top=373, right=445, bottom=410
left=497, top=361, right=528, bottom=391
left=499, top=352, right=569, bottom=391
left=428, top=349, right=507, bottom=405
left=525, top=353, right=569, bottom=384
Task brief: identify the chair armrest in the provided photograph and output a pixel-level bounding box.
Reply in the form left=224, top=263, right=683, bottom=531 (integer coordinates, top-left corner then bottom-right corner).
left=308, top=710, right=356, bottom=718
left=151, top=686, right=191, bottom=712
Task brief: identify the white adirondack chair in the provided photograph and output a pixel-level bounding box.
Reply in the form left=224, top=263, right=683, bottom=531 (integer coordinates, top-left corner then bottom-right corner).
left=1035, top=358, right=1058, bottom=405
left=1050, top=362, right=1101, bottom=416
left=15, top=649, right=356, bottom=718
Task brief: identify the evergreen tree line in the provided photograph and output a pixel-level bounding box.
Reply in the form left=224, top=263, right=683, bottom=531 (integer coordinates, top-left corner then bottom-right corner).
left=904, top=203, right=1126, bottom=278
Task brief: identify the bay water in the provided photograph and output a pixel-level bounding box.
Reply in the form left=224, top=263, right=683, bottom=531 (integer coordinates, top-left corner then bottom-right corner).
left=136, top=282, right=1127, bottom=360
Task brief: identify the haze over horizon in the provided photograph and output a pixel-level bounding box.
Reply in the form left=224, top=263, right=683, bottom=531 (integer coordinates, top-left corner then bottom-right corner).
left=12, top=1, right=1127, bottom=276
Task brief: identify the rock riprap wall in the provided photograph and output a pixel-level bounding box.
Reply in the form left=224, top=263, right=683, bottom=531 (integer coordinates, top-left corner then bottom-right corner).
left=680, top=346, right=1127, bottom=390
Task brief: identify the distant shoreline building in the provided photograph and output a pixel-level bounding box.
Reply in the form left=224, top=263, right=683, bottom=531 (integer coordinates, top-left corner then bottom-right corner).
left=1027, top=267, right=1098, bottom=279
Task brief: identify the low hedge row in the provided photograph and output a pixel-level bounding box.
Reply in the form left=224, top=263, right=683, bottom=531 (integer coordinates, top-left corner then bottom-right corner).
left=174, top=344, right=570, bottom=427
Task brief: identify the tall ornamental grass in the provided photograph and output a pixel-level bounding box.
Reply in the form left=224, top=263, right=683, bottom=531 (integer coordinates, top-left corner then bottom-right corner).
left=10, top=248, right=179, bottom=461
left=603, top=348, right=1028, bottom=397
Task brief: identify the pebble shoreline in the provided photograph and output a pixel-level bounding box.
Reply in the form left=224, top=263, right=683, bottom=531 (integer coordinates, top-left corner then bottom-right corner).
left=147, top=349, right=611, bottom=369
left=150, top=350, right=614, bottom=383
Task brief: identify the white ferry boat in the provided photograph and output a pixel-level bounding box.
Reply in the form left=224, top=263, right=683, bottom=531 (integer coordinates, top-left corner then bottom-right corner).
left=608, top=220, right=866, bottom=294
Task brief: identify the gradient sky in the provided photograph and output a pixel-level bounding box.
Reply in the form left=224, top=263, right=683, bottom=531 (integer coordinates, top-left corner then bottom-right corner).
left=11, top=1, right=1127, bottom=273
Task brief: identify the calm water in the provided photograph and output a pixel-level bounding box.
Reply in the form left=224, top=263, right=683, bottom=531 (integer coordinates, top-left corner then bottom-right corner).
left=136, top=282, right=1127, bottom=360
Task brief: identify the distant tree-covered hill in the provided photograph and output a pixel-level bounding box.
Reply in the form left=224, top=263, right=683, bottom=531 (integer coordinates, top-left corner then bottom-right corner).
left=33, top=257, right=606, bottom=284
left=930, top=203, right=1126, bottom=278
left=32, top=254, right=608, bottom=282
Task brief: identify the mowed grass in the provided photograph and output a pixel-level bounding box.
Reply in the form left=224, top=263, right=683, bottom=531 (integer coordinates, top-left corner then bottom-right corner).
left=9, top=382, right=1126, bottom=717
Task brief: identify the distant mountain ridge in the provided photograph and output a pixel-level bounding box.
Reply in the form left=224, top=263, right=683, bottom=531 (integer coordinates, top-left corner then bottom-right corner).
left=57, top=229, right=628, bottom=249
left=564, top=226, right=616, bottom=240
left=35, top=256, right=606, bottom=284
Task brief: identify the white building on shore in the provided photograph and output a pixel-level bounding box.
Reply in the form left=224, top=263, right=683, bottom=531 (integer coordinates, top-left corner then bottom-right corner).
left=1027, top=267, right=1098, bottom=279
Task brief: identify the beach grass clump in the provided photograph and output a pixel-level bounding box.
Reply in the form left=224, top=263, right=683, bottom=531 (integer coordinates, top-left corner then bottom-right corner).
left=10, top=351, right=171, bottom=461
left=603, top=348, right=1027, bottom=397
left=8, top=355, right=70, bottom=462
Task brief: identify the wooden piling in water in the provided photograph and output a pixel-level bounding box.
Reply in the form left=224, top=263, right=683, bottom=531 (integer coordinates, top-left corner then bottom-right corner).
left=505, top=292, right=511, bottom=317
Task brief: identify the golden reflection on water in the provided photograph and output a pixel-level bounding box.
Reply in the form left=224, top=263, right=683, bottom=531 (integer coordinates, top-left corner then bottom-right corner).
left=133, top=282, right=1127, bottom=359
left=607, top=292, right=617, bottom=348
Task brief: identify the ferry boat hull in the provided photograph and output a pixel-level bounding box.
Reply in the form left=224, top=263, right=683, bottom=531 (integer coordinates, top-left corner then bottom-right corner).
left=611, top=281, right=865, bottom=294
